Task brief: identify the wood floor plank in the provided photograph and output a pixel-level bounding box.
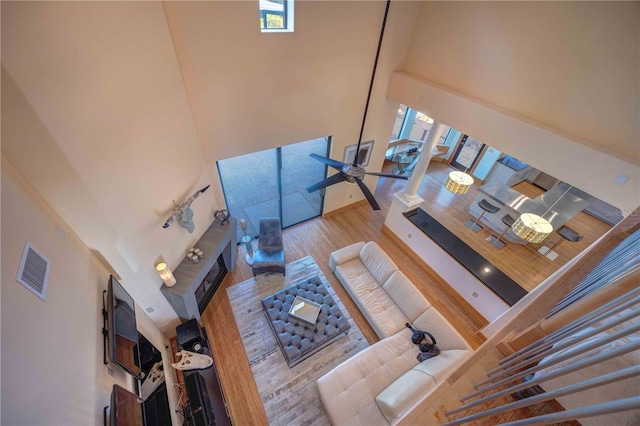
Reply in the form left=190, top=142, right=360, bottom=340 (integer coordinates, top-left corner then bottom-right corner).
left=199, top=160, right=611, bottom=425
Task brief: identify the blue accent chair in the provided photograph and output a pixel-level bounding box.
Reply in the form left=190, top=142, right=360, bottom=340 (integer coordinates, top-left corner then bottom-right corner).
left=252, top=218, right=285, bottom=276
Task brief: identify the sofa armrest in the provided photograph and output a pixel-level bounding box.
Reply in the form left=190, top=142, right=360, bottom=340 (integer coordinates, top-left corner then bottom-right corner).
left=329, top=241, right=366, bottom=272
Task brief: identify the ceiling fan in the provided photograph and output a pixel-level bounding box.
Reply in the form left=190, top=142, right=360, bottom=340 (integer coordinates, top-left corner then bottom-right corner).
left=305, top=0, right=407, bottom=211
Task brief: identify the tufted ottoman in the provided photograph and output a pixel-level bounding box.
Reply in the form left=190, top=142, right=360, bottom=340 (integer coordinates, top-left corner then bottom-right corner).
left=261, top=276, right=351, bottom=367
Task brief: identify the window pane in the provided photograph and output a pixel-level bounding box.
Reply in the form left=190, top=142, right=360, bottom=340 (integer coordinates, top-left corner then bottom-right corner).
left=438, top=126, right=452, bottom=145
left=280, top=138, right=328, bottom=227
left=455, top=137, right=484, bottom=169
left=217, top=137, right=327, bottom=243
left=217, top=149, right=279, bottom=241
left=390, top=105, right=407, bottom=140
left=260, top=0, right=286, bottom=30
left=407, top=111, right=434, bottom=141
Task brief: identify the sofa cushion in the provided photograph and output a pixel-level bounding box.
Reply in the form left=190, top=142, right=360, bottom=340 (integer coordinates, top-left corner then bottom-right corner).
left=375, top=349, right=469, bottom=423
left=317, top=331, right=419, bottom=425
left=335, top=261, right=409, bottom=339
left=375, top=370, right=436, bottom=423
left=382, top=271, right=431, bottom=323
left=317, top=371, right=388, bottom=426
left=359, top=241, right=398, bottom=284
left=413, top=307, right=470, bottom=351
left=412, top=349, right=470, bottom=383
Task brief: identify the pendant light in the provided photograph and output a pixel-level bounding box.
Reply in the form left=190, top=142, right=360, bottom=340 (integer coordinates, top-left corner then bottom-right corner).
left=444, top=170, right=474, bottom=195
left=511, top=213, right=553, bottom=244
left=511, top=184, right=573, bottom=243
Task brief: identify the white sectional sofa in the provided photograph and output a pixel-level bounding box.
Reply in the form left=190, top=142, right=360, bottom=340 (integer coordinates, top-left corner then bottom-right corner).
left=317, top=241, right=471, bottom=425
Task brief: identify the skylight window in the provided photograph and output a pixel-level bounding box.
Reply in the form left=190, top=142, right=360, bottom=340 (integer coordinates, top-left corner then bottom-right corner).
left=259, top=0, right=294, bottom=32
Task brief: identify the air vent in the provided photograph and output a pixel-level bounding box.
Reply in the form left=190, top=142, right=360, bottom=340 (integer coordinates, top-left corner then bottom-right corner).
left=16, top=241, right=51, bottom=301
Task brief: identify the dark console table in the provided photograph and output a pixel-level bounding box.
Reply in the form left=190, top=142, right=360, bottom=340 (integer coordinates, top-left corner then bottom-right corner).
left=161, top=218, right=237, bottom=320
left=171, top=320, right=231, bottom=426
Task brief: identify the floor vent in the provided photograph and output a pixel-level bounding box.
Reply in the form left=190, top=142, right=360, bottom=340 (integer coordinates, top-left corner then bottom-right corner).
left=17, top=241, right=51, bottom=301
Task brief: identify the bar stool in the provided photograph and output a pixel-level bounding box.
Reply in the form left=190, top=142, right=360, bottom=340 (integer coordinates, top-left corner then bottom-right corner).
left=486, top=214, right=515, bottom=249
left=540, top=225, right=583, bottom=256
left=465, top=199, right=500, bottom=233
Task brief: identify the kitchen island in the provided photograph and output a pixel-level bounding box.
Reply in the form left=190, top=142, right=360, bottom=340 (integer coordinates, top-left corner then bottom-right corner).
left=469, top=182, right=593, bottom=245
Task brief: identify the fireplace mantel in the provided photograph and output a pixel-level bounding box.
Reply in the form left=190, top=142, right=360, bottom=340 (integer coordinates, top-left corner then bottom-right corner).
left=161, top=218, right=237, bottom=320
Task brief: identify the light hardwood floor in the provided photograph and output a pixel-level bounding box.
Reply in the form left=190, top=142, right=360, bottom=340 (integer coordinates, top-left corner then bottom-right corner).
left=200, top=160, right=611, bottom=425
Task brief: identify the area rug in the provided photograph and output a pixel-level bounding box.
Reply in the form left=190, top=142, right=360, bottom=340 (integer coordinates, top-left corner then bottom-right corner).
left=226, top=256, right=369, bottom=425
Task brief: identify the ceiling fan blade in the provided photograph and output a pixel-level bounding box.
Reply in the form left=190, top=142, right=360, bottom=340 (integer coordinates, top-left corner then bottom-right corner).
left=308, top=153, right=345, bottom=171
left=365, top=172, right=409, bottom=180
left=306, top=172, right=346, bottom=193
left=355, top=177, right=381, bottom=210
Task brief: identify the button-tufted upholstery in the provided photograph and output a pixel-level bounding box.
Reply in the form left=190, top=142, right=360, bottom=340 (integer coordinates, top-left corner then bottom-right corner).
left=261, top=276, right=350, bottom=367
left=318, top=241, right=472, bottom=425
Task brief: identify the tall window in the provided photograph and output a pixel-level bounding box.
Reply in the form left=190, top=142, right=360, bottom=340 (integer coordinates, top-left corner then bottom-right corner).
left=390, top=104, right=451, bottom=146
left=217, top=137, right=328, bottom=243
left=390, top=105, right=407, bottom=139
left=260, top=0, right=294, bottom=32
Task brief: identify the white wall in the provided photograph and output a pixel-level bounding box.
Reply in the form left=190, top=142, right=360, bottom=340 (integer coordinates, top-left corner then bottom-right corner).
left=0, top=158, right=175, bottom=425
left=1, top=1, right=421, bottom=327
left=163, top=0, right=422, bottom=213
left=1, top=1, right=218, bottom=330
left=390, top=1, right=639, bottom=211
left=403, top=1, right=639, bottom=163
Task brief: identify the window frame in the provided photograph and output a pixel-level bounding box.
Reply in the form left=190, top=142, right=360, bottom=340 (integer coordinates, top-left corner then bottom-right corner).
left=260, top=0, right=294, bottom=33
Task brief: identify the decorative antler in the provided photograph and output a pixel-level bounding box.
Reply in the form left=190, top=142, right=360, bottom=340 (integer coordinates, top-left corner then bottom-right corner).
left=162, top=185, right=210, bottom=233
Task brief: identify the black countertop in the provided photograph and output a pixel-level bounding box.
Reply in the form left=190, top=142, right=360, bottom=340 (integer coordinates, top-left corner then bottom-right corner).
left=404, top=208, right=527, bottom=306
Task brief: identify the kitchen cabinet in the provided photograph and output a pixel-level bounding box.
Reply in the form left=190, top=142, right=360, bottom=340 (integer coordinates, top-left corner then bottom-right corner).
left=485, top=156, right=531, bottom=187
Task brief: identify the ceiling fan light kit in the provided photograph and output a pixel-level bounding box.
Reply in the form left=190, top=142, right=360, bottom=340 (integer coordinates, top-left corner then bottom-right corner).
left=304, top=0, right=405, bottom=211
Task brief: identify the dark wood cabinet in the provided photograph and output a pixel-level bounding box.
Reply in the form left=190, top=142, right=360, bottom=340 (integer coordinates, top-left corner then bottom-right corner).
left=170, top=323, right=231, bottom=426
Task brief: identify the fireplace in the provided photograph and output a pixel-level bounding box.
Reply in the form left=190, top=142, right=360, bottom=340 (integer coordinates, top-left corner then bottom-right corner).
left=194, top=255, right=227, bottom=314
left=161, top=218, right=237, bottom=320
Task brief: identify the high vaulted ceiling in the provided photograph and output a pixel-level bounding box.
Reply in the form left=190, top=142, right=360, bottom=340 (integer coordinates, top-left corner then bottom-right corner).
left=2, top=1, right=638, bottom=331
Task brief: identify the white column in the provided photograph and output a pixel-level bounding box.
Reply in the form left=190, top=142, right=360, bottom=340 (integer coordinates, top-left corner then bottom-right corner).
left=397, top=121, right=446, bottom=204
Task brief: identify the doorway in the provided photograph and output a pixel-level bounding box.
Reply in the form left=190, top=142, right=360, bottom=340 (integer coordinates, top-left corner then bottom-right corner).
left=217, top=137, right=329, bottom=242
left=450, top=134, right=485, bottom=171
